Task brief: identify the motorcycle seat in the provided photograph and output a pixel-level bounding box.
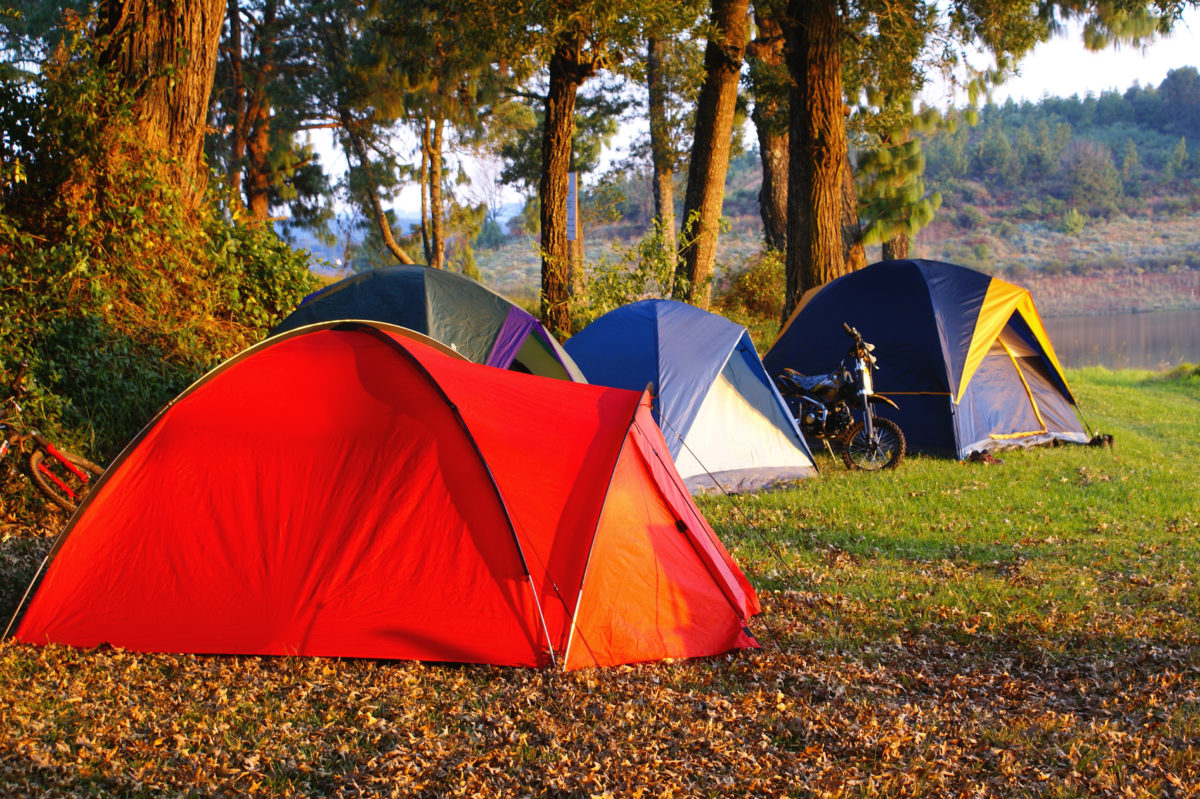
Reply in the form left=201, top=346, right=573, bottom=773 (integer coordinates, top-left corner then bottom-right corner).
left=781, top=368, right=836, bottom=392
left=793, top=373, right=837, bottom=392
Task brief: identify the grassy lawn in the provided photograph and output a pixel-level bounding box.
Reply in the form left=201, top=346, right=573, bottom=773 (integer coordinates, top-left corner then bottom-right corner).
left=1, top=367, right=1197, bottom=797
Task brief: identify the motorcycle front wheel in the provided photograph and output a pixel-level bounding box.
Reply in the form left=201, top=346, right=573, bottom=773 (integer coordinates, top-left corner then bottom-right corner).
left=841, top=417, right=905, bottom=471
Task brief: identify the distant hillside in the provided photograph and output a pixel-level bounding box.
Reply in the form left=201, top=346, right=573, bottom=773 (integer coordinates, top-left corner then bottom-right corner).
left=327, top=71, right=1200, bottom=317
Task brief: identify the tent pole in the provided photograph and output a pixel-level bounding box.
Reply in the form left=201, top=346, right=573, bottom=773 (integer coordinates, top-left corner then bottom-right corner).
left=354, top=323, right=560, bottom=667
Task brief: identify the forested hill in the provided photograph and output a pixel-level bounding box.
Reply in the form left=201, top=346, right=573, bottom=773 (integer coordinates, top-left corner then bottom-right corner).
left=901, top=67, right=1200, bottom=291
left=575, top=66, right=1200, bottom=258
left=511, top=67, right=1200, bottom=319
left=924, top=66, right=1200, bottom=218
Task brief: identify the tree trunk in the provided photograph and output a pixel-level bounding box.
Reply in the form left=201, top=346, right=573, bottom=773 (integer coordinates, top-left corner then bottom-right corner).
left=646, top=37, right=677, bottom=256
left=674, top=0, right=750, bottom=309
left=782, top=0, right=847, bottom=323
left=98, top=0, right=226, bottom=210
left=241, top=0, right=276, bottom=221
left=748, top=8, right=788, bottom=253
left=420, top=119, right=432, bottom=265
left=568, top=172, right=584, bottom=291
left=244, top=96, right=273, bottom=219
left=539, top=40, right=593, bottom=338
left=430, top=116, right=445, bottom=270
left=420, top=116, right=446, bottom=269
left=881, top=234, right=910, bottom=261
left=225, top=0, right=245, bottom=206
left=340, top=107, right=415, bottom=266
left=842, top=155, right=866, bottom=271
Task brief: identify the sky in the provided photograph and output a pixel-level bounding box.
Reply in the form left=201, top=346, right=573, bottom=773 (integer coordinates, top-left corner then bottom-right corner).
left=937, top=8, right=1200, bottom=106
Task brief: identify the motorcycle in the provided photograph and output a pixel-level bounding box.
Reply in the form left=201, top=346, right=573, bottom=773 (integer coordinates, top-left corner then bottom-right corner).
left=775, top=323, right=906, bottom=471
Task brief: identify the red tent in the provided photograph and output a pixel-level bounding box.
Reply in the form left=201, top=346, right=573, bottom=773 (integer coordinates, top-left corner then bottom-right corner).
left=13, top=322, right=759, bottom=669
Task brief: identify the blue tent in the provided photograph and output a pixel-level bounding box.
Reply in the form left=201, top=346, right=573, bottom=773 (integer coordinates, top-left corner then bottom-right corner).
left=565, top=300, right=817, bottom=493
left=764, top=259, right=1089, bottom=459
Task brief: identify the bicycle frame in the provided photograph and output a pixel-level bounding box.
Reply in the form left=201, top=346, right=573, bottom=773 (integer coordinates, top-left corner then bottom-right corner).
left=33, top=439, right=94, bottom=498
left=1, top=364, right=101, bottom=508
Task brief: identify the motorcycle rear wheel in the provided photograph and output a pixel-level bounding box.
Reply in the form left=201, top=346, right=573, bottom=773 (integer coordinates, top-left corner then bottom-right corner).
left=841, top=417, right=905, bottom=471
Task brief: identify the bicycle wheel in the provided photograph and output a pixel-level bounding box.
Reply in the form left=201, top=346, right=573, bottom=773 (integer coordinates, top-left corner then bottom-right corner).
left=29, top=448, right=104, bottom=511
left=841, top=417, right=905, bottom=471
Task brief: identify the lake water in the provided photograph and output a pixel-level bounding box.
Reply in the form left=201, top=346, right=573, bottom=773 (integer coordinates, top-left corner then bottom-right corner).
left=1042, top=308, right=1200, bottom=370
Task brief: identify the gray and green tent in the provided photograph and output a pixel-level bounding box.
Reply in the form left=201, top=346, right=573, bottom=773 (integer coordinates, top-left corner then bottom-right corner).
left=271, top=266, right=585, bottom=381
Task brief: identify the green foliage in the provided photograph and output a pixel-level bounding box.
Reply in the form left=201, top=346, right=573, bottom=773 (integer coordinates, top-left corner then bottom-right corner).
left=957, top=205, right=988, bottom=229
left=1156, top=362, right=1199, bottom=384
left=0, top=29, right=319, bottom=463
left=1163, top=135, right=1188, bottom=181
left=710, top=249, right=784, bottom=349
left=856, top=107, right=944, bottom=247
left=572, top=218, right=685, bottom=328
left=474, top=217, right=507, bottom=250
left=1060, top=207, right=1087, bottom=235
left=1063, top=140, right=1123, bottom=209
left=921, top=69, right=1200, bottom=225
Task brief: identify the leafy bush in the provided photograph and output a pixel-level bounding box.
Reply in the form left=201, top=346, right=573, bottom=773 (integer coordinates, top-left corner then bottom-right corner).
left=572, top=218, right=688, bottom=330
left=1060, top=208, right=1087, bottom=234
left=957, top=205, right=988, bottom=229
left=474, top=217, right=506, bottom=250
left=1158, top=363, right=1200, bottom=384
left=993, top=220, right=1018, bottom=239
left=711, top=249, right=784, bottom=349
left=0, top=22, right=318, bottom=467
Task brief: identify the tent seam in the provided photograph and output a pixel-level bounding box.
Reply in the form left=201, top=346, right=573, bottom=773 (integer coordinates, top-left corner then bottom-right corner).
left=355, top=324, right=560, bottom=667
left=562, top=389, right=651, bottom=669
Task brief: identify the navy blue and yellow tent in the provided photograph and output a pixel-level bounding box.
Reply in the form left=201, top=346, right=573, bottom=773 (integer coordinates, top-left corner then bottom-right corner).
left=763, top=259, right=1089, bottom=459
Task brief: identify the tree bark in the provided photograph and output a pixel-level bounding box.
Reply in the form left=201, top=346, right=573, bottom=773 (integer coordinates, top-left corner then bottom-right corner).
left=674, top=0, right=750, bottom=309
left=98, top=0, right=226, bottom=210
left=225, top=0, right=245, bottom=206
left=881, top=234, right=910, bottom=261
left=244, top=95, right=273, bottom=219
left=783, top=0, right=848, bottom=323
left=339, top=107, right=415, bottom=266
left=241, top=0, right=277, bottom=221
left=420, top=116, right=446, bottom=269
left=646, top=37, right=677, bottom=256
left=567, top=171, right=584, bottom=292
left=420, top=120, right=432, bottom=265
left=539, top=40, right=593, bottom=338
left=842, top=154, right=867, bottom=271
left=748, top=8, right=788, bottom=253
left=430, top=117, right=445, bottom=269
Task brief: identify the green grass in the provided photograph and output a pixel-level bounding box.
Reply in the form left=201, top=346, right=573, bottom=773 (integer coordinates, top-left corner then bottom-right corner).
left=705, top=367, right=1200, bottom=655
left=0, top=367, right=1197, bottom=796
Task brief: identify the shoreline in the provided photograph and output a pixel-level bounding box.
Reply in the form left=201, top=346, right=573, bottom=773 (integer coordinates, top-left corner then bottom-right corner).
left=1016, top=271, right=1200, bottom=317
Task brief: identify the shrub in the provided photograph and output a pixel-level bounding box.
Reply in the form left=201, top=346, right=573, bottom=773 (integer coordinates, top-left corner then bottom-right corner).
left=1060, top=208, right=1087, bottom=235
left=958, top=205, right=987, bottom=229
left=0, top=25, right=319, bottom=465
left=572, top=218, right=683, bottom=330
left=712, top=249, right=784, bottom=323
left=1006, top=261, right=1031, bottom=281
left=1015, top=199, right=1043, bottom=219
